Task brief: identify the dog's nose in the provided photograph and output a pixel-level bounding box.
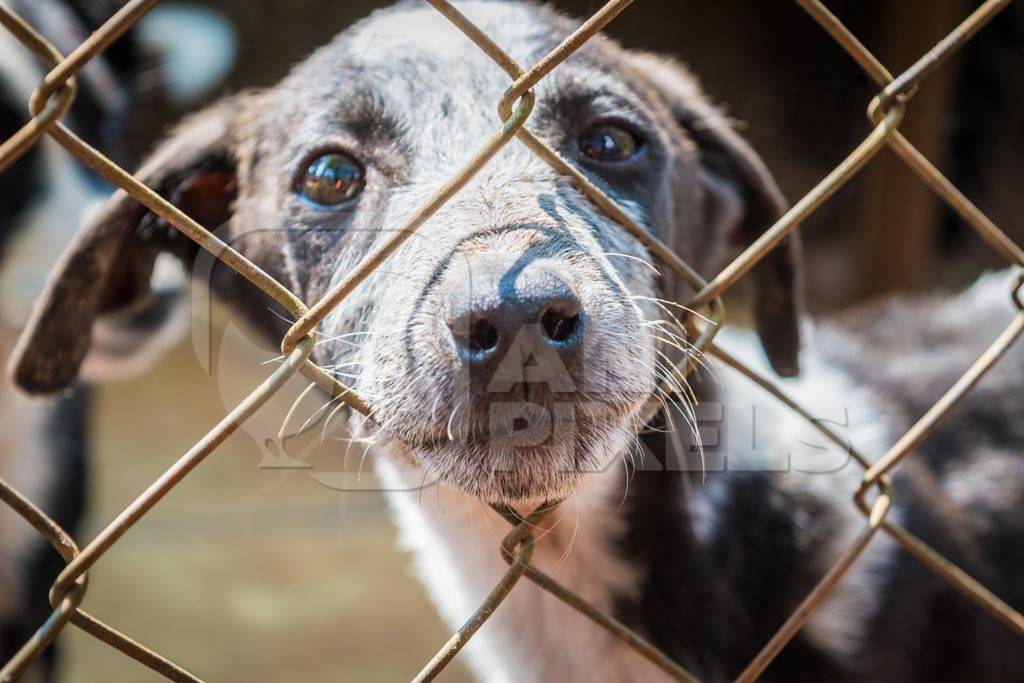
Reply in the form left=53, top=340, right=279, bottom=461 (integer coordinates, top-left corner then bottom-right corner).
left=445, top=258, right=583, bottom=366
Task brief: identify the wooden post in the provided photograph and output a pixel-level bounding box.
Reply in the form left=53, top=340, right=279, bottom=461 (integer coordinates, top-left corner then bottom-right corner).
left=853, top=0, right=968, bottom=299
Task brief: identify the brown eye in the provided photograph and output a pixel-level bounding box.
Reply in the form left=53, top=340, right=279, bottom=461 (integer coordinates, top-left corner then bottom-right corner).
left=297, top=151, right=365, bottom=206
left=578, top=123, right=641, bottom=162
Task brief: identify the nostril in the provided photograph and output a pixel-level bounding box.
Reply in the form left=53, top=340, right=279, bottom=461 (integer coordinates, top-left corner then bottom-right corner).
left=541, top=306, right=580, bottom=343
left=466, top=317, right=499, bottom=352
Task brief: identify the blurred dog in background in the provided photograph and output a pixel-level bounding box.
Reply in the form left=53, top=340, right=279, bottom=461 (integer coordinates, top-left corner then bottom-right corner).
left=0, top=0, right=233, bottom=677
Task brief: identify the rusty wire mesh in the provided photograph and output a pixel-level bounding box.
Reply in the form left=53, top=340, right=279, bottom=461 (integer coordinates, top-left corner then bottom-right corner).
left=0, top=0, right=1023, bottom=680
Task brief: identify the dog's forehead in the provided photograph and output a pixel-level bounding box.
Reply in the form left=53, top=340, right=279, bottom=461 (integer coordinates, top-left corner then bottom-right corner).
left=281, top=1, right=607, bottom=115
left=262, top=1, right=644, bottom=172
left=345, top=2, right=568, bottom=68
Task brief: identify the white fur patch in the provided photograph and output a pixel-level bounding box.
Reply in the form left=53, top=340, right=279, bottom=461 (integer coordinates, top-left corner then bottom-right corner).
left=377, top=455, right=675, bottom=682
left=710, top=328, right=899, bottom=660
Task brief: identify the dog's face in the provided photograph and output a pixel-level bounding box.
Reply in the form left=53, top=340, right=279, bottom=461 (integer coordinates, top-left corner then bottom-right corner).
left=12, top=1, right=800, bottom=503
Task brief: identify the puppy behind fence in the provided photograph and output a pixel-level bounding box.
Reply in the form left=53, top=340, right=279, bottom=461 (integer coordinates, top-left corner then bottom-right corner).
left=0, top=0, right=1022, bottom=681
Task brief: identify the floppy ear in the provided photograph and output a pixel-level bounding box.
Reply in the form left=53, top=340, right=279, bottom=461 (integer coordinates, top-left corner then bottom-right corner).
left=633, top=54, right=803, bottom=377
left=10, top=96, right=247, bottom=394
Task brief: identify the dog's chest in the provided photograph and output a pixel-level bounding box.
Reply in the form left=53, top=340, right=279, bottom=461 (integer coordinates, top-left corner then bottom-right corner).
left=376, top=457, right=675, bottom=683
left=372, top=331, right=904, bottom=681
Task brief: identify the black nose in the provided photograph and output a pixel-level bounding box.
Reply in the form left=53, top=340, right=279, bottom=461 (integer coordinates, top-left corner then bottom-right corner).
left=445, top=257, right=583, bottom=371
left=452, top=295, right=580, bottom=353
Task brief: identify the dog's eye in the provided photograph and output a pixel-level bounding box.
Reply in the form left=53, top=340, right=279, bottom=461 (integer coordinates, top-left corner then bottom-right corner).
left=297, top=152, right=365, bottom=206
left=578, top=123, right=641, bottom=162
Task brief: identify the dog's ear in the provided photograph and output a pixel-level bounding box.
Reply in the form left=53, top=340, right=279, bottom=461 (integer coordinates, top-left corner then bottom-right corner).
left=10, top=96, right=250, bottom=394
left=633, top=54, right=803, bottom=377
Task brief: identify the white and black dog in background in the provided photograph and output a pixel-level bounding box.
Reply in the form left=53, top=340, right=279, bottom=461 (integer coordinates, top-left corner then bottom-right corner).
left=7, top=2, right=1024, bottom=681
left=0, top=1, right=232, bottom=677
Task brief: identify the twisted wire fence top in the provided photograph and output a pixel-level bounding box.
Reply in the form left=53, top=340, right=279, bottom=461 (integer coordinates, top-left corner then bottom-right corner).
left=0, top=0, right=1022, bottom=681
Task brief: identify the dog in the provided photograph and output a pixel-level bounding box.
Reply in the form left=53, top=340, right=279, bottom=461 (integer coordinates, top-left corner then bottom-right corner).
left=0, top=1, right=233, bottom=677
left=8, top=2, right=1024, bottom=681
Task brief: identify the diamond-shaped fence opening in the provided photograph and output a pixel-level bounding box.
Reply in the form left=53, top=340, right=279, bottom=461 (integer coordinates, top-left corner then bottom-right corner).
left=0, top=0, right=1022, bottom=681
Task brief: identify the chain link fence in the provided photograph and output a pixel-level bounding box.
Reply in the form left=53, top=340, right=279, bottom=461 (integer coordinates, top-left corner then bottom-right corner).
left=1, top=0, right=1023, bottom=680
